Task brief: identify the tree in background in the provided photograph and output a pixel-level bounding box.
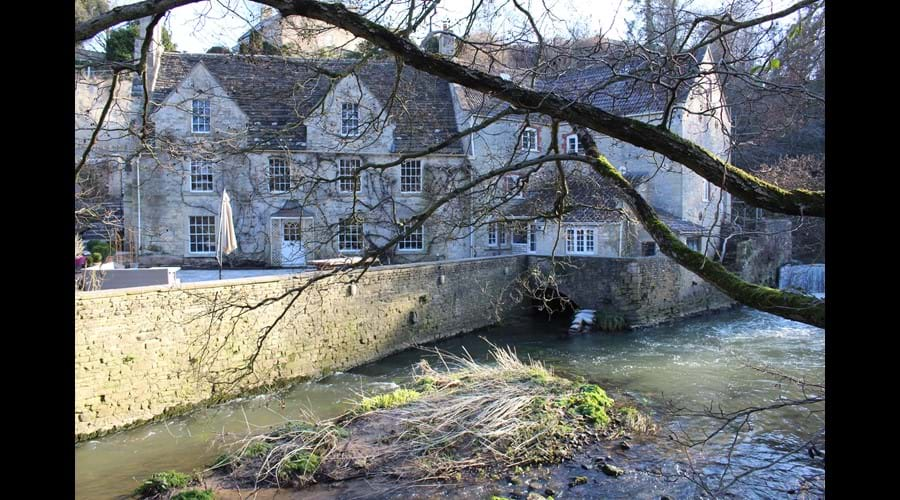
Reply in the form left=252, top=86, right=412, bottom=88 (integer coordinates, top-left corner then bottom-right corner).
left=238, top=30, right=281, bottom=55
left=75, top=0, right=108, bottom=24
left=105, top=21, right=177, bottom=62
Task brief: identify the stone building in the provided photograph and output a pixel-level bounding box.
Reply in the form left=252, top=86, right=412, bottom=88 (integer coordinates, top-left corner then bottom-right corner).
left=124, top=25, right=470, bottom=267
left=235, top=7, right=362, bottom=57
left=83, top=19, right=733, bottom=269
left=454, top=45, right=732, bottom=259
left=75, top=48, right=137, bottom=243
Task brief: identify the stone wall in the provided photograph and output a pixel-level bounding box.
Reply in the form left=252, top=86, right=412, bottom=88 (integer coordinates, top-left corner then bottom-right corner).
left=75, top=255, right=528, bottom=441
left=732, top=218, right=793, bottom=287
left=530, top=256, right=735, bottom=327
left=75, top=253, right=737, bottom=442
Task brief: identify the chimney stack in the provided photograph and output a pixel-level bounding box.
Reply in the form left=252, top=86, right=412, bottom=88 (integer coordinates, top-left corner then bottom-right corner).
left=438, top=21, right=456, bottom=57
left=132, top=17, right=165, bottom=96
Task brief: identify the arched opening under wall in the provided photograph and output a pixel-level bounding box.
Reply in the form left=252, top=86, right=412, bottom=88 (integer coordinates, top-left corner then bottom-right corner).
left=530, top=286, right=579, bottom=320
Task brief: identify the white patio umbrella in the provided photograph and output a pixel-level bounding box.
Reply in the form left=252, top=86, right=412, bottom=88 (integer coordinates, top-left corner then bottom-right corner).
left=217, top=189, right=238, bottom=279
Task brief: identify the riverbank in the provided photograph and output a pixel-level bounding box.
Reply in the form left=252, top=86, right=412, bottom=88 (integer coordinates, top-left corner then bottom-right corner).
left=76, top=308, right=824, bottom=499
left=139, top=346, right=654, bottom=499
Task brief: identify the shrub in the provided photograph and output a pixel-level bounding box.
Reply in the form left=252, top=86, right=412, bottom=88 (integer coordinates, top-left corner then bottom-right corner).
left=91, top=252, right=102, bottom=264
left=241, top=441, right=273, bottom=458
left=278, top=451, right=321, bottom=479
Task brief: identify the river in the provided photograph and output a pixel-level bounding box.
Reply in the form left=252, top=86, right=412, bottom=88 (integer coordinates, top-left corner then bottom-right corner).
left=75, top=307, right=824, bottom=499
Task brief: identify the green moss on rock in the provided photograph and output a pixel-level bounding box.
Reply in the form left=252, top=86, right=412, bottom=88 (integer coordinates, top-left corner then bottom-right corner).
left=359, top=388, right=421, bottom=412
left=562, top=384, right=614, bottom=427
left=171, top=489, right=215, bottom=500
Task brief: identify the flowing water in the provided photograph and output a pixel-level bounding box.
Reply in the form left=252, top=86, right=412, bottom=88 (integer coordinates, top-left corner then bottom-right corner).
left=75, top=307, right=825, bottom=499
left=779, top=264, right=825, bottom=295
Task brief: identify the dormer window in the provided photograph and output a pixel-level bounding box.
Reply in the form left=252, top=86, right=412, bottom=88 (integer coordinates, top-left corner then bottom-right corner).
left=192, top=99, right=210, bottom=133
left=341, top=102, right=359, bottom=137
left=521, top=127, right=538, bottom=151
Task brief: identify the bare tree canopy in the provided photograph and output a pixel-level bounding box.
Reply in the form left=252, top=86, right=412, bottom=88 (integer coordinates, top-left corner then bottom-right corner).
left=74, top=0, right=825, bottom=328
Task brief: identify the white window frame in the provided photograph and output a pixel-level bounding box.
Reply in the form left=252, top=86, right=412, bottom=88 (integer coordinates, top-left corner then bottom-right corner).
left=565, top=227, right=596, bottom=255
left=341, top=102, right=360, bottom=137
left=487, top=222, right=508, bottom=247
left=339, top=219, right=363, bottom=253
left=400, top=160, right=423, bottom=193
left=567, top=134, right=581, bottom=153
left=268, top=157, right=291, bottom=193
left=397, top=221, right=424, bottom=252
left=191, top=98, right=210, bottom=134
left=188, top=215, right=216, bottom=255
left=702, top=178, right=711, bottom=201
left=338, top=158, right=361, bottom=193
left=521, top=127, right=538, bottom=152
left=511, top=222, right=536, bottom=253
left=529, top=223, right=537, bottom=253
left=189, top=159, right=214, bottom=193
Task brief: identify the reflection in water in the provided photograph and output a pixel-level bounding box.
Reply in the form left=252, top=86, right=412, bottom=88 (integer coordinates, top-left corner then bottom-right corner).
left=75, top=307, right=824, bottom=499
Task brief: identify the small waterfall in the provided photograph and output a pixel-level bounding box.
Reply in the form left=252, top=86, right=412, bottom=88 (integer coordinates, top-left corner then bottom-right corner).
left=779, top=264, right=825, bottom=296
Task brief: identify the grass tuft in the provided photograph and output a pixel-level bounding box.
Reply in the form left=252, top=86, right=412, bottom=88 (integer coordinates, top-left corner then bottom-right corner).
left=359, top=388, right=422, bottom=412
left=133, top=470, right=191, bottom=497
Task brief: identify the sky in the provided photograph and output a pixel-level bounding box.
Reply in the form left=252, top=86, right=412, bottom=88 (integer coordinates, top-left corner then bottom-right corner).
left=91, top=0, right=797, bottom=55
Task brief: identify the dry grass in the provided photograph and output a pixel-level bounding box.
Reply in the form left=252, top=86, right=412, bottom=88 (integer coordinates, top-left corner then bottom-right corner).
left=212, top=344, right=654, bottom=491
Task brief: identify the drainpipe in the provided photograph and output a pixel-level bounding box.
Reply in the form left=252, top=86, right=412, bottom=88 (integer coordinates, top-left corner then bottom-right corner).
left=618, top=221, right=624, bottom=256
left=135, top=152, right=142, bottom=260
left=468, top=162, right=475, bottom=258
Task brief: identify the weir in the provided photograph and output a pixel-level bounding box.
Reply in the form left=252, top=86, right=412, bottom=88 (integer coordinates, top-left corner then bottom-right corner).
left=778, top=263, right=825, bottom=295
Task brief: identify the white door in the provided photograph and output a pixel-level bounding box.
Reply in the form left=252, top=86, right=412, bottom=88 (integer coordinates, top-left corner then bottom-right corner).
left=281, top=220, right=305, bottom=266
left=511, top=223, right=535, bottom=254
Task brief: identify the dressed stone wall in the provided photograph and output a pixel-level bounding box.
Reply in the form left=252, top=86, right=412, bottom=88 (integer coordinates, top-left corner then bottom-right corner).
left=75, top=255, right=528, bottom=441
left=75, top=254, right=736, bottom=442
left=530, top=256, right=735, bottom=327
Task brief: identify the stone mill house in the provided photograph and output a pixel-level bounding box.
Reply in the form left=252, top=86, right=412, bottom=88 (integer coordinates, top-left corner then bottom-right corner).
left=81, top=18, right=732, bottom=269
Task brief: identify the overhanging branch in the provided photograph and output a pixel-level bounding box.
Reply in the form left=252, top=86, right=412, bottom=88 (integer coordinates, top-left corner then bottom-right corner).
left=74, top=0, right=825, bottom=217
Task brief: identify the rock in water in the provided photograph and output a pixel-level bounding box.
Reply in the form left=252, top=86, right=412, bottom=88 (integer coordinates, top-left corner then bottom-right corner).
left=601, top=463, right=625, bottom=477
left=569, top=309, right=596, bottom=334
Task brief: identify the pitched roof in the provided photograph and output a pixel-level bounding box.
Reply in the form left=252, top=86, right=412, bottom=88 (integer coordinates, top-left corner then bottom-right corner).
left=536, top=47, right=707, bottom=116
left=151, top=53, right=464, bottom=153
left=656, top=210, right=706, bottom=234
left=272, top=199, right=315, bottom=218
left=456, top=46, right=709, bottom=119
left=505, top=167, right=626, bottom=223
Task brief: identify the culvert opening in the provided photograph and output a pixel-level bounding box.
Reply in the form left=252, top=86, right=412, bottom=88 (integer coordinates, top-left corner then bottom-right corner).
left=531, top=287, right=579, bottom=319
